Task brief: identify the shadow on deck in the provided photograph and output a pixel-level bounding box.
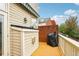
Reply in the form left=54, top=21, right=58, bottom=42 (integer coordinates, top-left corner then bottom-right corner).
left=32, top=42, right=63, bottom=56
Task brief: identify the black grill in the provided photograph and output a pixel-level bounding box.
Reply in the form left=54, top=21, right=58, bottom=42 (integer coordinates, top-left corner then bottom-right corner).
left=47, top=33, right=58, bottom=47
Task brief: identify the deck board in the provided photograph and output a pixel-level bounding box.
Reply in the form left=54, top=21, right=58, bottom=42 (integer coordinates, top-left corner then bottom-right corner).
left=32, top=42, right=63, bottom=56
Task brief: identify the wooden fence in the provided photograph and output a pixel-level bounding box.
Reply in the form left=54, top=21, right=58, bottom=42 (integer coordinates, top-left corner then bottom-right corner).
left=38, top=25, right=58, bottom=42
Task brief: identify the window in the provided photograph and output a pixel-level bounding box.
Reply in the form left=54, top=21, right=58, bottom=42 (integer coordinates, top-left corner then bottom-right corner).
left=0, top=15, right=3, bottom=56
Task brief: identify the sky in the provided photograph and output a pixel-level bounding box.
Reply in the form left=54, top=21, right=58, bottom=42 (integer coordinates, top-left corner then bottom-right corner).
left=39, top=3, right=79, bottom=25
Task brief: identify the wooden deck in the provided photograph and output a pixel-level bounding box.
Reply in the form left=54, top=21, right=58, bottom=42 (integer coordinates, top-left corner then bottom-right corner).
left=32, top=42, right=63, bottom=56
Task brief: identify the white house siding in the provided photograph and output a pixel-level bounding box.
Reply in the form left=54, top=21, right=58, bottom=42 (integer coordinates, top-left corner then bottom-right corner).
left=10, top=27, right=39, bottom=56
left=9, top=3, right=39, bottom=56
left=9, top=3, right=37, bottom=27
left=10, top=28, right=22, bottom=56
left=23, top=30, right=39, bottom=55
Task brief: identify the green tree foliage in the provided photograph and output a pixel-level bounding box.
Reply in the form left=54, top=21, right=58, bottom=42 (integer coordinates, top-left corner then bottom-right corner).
left=65, top=16, right=78, bottom=36
left=59, top=23, right=66, bottom=34
left=59, top=16, right=79, bottom=39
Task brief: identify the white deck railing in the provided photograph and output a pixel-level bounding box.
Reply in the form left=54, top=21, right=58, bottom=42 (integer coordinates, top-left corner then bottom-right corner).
left=58, top=34, right=79, bottom=56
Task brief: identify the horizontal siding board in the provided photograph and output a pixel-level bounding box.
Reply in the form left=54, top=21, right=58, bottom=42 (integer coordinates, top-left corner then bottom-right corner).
left=23, top=31, right=39, bottom=55
left=10, top=27, right=39, bottom=56
left=9, top=3, right=39, bottom=56
left=10, top=28, right=21, bottom=56
left=9, top=4, right=37, bottom=27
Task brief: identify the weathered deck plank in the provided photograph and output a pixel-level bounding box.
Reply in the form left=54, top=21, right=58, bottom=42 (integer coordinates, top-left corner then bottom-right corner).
left=32, top=42, right=63, bottom=56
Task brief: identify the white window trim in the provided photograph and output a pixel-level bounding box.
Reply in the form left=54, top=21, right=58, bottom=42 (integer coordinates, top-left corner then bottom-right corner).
left=0, top=10, right=8, bottom=56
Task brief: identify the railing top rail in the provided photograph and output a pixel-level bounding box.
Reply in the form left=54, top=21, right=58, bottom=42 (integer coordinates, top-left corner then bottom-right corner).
left=59, top=34, right=79, bottom=48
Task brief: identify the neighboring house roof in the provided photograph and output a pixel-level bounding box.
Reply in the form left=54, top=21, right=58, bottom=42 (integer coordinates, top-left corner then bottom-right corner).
left=21, top=3, right=40, bottom=18
left=38, top=23, right=46, bottom=26
left=39, top=19, right=56, bottom=26
left=46, top=20, right=56, bottom=26
left=39, top=18, right=50, bottom=24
